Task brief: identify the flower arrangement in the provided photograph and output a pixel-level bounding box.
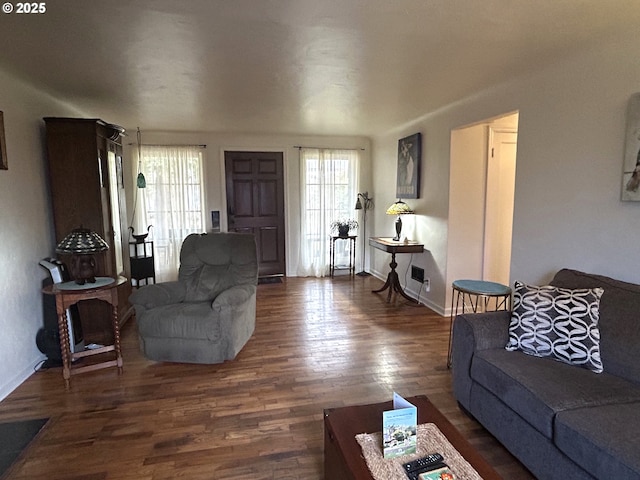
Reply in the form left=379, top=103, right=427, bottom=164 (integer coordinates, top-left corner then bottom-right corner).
left=330, top=219, right=358, bottom=237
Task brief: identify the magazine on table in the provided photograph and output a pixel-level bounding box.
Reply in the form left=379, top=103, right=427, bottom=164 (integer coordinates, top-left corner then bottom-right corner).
left=382, top=392, right=417, bottom=458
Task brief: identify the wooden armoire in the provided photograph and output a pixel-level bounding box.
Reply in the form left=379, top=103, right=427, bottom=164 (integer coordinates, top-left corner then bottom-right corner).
left=44, top=118, right=132, bottom=341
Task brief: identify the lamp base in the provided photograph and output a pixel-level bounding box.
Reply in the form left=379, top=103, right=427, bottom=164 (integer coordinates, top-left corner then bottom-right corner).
left=71, top=254, right=98, bottom=285
left=356, top=271, right=371, bottom=277
left=393, top=216, right=402, bottom=241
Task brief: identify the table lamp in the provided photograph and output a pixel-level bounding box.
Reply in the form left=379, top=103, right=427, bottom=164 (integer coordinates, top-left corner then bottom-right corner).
left=386, top=200, right=414, bottom=241
left=56, top=227, right=109, bottom=284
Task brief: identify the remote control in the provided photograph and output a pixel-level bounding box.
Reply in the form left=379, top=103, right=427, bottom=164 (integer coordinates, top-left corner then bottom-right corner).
left=403, top=453, right=446, bottom=475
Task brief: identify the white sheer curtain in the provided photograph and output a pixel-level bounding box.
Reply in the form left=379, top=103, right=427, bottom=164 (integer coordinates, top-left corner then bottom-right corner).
left=133, top=145, right=206, bottom=282
left=298, top=148, right=359, bottom=277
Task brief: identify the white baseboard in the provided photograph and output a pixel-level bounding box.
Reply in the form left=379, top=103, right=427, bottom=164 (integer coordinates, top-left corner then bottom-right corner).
left=0, top=355, right=44, bottom=402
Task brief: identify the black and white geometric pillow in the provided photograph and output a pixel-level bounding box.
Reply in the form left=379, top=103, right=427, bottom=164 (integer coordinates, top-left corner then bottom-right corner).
left=505, top=281, right=604, bottom=373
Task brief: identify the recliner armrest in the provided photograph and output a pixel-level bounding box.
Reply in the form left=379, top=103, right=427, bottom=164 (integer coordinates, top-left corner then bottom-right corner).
left=129, top=281, right=188, bottom=310
left=212, top=284, right=256, bottom=311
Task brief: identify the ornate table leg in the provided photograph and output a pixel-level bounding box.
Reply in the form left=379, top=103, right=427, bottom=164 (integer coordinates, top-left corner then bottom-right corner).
left=372, top=252, right=418, bottom=303
left=329, top=238, right=335, bottom=277
left=56, top=303, right=72, bottom=389
left=111, top=302, right=123, bottom=373
left=372, top=253, right=398, bottom=301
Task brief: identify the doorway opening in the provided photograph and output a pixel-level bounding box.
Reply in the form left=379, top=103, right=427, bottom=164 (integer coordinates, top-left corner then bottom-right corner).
left=445, top=112, right=519, bottom=311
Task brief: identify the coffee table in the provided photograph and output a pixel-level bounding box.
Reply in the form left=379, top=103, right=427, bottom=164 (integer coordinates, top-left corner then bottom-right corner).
left=324, top=395, right=501, bottom=479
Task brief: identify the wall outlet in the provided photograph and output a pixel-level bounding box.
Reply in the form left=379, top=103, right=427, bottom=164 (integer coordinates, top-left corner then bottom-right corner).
left=424, top=277, right=430, bottom=292
left=411, top=265, right=425, bottom=283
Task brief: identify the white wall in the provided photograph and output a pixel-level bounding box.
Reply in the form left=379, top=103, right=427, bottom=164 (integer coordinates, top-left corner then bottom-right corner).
left=0, top=71, right=84, bottom=400
left=371, top=29, right=640, bottom=314
left=446, top=124, right=487, bottom=302
left=123, top=132, right=372, bottom=276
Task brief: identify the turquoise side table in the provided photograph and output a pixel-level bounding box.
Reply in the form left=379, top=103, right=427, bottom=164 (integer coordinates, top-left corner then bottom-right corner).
left=447, top=279, right=512, bottom=368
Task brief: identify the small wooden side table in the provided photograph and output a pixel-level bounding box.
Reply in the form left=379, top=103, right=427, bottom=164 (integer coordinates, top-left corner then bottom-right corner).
left=42, top=276, right=126, bottom=389
left=130, top=240, right=155, bottom=287
left=329, top=235, right=357, bottom=277
left=369, top=237, right=424, bottom=303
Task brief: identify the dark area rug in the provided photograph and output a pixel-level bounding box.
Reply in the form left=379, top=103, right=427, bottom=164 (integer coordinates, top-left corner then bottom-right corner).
left=258, top=277, right=283, bottom=285
left=0, top=418, right=48, bottom=477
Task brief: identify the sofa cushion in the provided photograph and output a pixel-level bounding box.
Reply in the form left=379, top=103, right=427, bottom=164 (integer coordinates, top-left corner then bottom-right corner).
left=506, top=281, right=604, bottom=373
left=551, top=269, right=640, bottom=384
left=555, top=402, right=640, bottom=480
left=136, top=302, right=221, bottom=341
left=471, top=348, right=640, bottom=438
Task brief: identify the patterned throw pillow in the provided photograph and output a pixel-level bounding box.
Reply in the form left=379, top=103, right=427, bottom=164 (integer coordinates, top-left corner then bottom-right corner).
left=505, top=281, right=604, bottom=373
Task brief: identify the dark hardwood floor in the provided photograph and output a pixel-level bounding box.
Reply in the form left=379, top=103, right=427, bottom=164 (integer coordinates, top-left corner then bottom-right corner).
left=0, top=276, right=534, bottom=479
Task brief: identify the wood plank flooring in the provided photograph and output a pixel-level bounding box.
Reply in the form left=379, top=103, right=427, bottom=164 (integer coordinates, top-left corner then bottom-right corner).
left=0, top=276, right=534, bottom=479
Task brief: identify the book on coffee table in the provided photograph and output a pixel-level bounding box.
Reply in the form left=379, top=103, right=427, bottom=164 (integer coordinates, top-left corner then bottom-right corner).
left=419, top=466, right=455, bottom=479
left=382, top=392, right=417, bottom=458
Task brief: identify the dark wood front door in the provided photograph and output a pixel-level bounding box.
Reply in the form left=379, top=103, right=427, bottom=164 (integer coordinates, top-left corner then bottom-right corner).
left=224, top=151, right=285, bottom=277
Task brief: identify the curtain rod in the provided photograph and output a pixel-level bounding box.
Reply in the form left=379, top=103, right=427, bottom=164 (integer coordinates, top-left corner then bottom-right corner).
left=294, top=145, right=365, bottom=151
left=127, top=143, right=207, bottom=148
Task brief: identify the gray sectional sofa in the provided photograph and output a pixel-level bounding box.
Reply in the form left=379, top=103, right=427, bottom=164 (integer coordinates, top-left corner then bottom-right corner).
left=451, top=269, right=640, bottom=479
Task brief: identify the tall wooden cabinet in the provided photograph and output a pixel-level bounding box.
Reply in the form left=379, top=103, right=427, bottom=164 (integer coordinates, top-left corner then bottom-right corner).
left=44, top=118, right=132, bottom=340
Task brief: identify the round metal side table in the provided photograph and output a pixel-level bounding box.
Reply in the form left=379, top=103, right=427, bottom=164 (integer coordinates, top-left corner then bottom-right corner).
left=447, top=279, right=512, bottom=368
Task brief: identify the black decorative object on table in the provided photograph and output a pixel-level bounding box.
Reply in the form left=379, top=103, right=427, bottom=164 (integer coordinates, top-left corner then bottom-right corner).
left=129, top=225, right=152, bottom=243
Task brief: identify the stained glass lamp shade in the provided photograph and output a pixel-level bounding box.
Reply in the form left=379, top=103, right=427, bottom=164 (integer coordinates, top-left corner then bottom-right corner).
left=386, top=200, right=414, bottom=241
left=56, top=227, right=109, bottom=284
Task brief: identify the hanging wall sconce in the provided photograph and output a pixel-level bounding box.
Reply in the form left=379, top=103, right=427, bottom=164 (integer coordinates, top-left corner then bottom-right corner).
left=136, top=127, right=146, bottom=188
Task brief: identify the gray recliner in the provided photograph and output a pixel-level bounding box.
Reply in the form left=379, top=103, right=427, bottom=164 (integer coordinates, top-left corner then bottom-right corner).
left=129, top=232, right=258, bottom=364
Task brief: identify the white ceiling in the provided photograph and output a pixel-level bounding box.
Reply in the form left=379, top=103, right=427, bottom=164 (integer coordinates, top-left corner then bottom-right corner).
left=1, top=0, right=639, bottom=136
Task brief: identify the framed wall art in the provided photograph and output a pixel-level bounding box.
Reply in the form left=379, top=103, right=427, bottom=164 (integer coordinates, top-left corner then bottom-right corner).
left=622, top=93, right=640, bottom=201
left=0, top=111, right=7, bottom=170
left=396, top=132, right=421, bottom=199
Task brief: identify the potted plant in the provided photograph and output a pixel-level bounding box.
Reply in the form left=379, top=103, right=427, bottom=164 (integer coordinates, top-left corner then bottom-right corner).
left=330, top=219, right=358, bottom=237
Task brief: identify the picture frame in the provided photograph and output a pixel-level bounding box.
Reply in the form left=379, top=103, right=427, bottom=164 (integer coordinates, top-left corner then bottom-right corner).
left=622, top=93, right=640, bottom=201
left=396, top=132, right=421, bottom=199
left=0, top=111, right=7, bottom=170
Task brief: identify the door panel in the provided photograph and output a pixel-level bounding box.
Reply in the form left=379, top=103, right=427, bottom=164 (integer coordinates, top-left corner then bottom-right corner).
left=233, top=180, right=254, bottom=217
left=225, top=151, right=285, bottom=277
left=258, top=227, right=279, bottom=263
left=483, top=130, right=517, bottom=285
left=258, top=181, right=278, bottom=216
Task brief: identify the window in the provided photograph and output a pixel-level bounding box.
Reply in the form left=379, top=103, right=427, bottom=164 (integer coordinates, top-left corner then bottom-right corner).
left=298, top=148, right=359, bottom=277
left=136, top=145, right=206, bottom=281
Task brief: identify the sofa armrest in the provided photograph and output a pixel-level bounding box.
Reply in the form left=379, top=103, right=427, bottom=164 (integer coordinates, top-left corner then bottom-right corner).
left=451, top=311, right=511, bottom=409
left=129, top=281, right=187, bottom=310
left=212, top=284, right=256, bottom=311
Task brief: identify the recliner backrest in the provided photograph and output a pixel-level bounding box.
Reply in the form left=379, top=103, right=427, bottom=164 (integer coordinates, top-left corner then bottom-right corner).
left=178, top=233, right=258, bottom=302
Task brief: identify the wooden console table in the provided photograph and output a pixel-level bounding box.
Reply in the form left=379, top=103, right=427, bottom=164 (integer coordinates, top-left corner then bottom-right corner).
left=42, top=276, right=126, bottom=389
left=369, top=237, right=424, bottom=303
